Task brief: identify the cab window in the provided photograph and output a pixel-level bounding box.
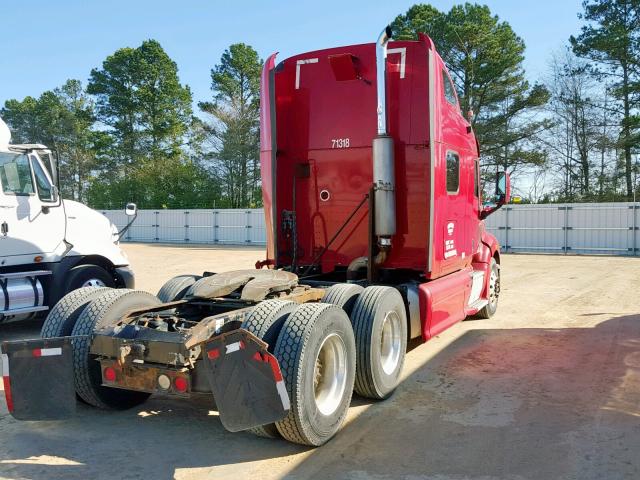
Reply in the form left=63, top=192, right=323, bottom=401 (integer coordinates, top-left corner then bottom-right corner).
left=0, top=153, right=34, bottom=195
left=442, top=70, right=458, bottom=107
left=31, top=155, right=54, bottom=202
left=446, top=151, right=460, bottom=194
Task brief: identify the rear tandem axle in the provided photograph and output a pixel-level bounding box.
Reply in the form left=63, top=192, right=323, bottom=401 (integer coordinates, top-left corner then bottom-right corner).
left=1, top=268, right=410, bottom=446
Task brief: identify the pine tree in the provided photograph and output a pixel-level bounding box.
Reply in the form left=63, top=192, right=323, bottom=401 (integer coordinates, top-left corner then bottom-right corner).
left=392, top=3, right=551, bottom=177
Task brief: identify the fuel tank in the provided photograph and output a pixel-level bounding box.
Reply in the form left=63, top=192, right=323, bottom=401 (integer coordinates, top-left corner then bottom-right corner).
left=0, top=272, right=47, bottom=322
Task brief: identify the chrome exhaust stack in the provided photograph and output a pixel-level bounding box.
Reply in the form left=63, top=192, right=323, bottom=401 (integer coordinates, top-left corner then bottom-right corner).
left=373, top=26, right=396, bottom=258
left=375, top=25, right=393, bottom=136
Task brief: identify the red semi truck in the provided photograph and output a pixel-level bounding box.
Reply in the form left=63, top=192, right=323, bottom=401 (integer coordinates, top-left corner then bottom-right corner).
left=1, top=27, right=510, bottom=446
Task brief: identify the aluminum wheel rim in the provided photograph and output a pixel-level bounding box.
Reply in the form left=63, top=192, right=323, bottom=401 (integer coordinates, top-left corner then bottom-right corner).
left=488, top=269, right=499, bottom=306
left=314, top=333, right=348, bottom=416
left=380, top=310, right=402, bottom=375
left=82, top=278, right=106, bottom=288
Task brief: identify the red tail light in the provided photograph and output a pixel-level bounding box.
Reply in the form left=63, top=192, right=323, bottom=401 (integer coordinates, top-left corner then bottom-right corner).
left=174, top=376, right=188, bottom=393
left=103, top=366, right=117, bottom=382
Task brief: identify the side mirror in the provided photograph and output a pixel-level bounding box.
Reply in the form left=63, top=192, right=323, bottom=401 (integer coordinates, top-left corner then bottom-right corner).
left=480, top=171, right=511, bottom=220
left=496, top=171, right=511, bottom=205
left=41, top=185, right=61, bottom=214
left=117, top=203, right=138, bottom=241
left=125, top=203, right=137, bottom=217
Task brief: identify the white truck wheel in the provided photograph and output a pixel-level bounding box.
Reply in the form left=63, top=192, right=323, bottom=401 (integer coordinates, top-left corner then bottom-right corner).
left=64, top=265, right=116, bottom=293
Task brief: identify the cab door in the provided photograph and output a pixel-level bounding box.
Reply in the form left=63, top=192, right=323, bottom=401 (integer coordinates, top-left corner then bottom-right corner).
left=438, top=67, right=473, bottom=274
left=0, top=152, right=65, bottom=258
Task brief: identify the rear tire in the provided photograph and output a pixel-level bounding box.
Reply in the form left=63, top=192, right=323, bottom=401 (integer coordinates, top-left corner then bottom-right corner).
left=476, top=258, right=499, bottom=319
left=71, top=289, right=161, bottom=409
left=321, top=283, right=364, bottom=316
left=274, top=303, right=356, bottom=446
left=241, top=299, right=296, bottom=438
left=41, top=287, right=110, bottom=338
left=157, top=274, right=202, bottom=302
left=351, top=286, right=407, bottom=400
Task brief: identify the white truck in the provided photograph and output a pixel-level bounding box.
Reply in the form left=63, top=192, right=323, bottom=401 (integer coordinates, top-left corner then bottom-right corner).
left=0, top=116, right=135, bottom=323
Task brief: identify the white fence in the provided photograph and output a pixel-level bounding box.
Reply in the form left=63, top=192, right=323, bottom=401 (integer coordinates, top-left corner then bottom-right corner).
left=101, top=209, right=266, bottom=245
left=484, top=202, right=640, bottom=256
left=102, top=203, right=640, bottom=255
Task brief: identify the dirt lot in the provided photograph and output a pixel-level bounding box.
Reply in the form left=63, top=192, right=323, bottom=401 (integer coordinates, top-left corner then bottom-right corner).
left=1, top=244, right=639, bottom=480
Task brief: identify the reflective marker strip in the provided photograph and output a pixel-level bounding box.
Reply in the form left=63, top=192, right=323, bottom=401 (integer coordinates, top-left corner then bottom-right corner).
left=267, top=357, right=290, bottom=408
left=225, top=341, right=243, bottom=354
left=387, top=47, right=407, bottom=79
left=1, top=353, right=13, bottom=413
left=276, top=381, right=290, bottom=411
left=32, top=347, right=62, bottom=357
left=266, top=355, right=283, bottom=382
left=1, top=353, right=8, bottom=376
left=246, top=350, right=290, bottom=410
left=295, top=58, right=318, bottom=89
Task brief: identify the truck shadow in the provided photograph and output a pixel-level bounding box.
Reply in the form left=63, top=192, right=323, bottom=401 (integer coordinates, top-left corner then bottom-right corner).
left=1, top=314, right=639, bottom=480
left=283, top=314, right=640, bottom=480
left=0, top=318, right=42, bottom=340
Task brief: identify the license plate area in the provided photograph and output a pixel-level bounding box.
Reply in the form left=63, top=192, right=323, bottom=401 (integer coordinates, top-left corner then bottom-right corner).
left=99, top=359, right=191, bottom=397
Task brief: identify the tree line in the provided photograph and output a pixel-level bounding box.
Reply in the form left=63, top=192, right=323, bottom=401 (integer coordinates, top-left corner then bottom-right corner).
left=2, top=0, right=639, bottom=208
left=393, top=0, right=640, bottom=202
left=2, top=40, right=261, bottom=209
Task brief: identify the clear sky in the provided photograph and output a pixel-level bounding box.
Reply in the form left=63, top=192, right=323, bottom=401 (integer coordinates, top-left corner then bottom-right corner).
left=1, top=0, right=584, bottom=109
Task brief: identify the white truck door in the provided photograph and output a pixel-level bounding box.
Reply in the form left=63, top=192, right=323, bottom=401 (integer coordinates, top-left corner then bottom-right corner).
left=0, top=152, right=65, bottom=258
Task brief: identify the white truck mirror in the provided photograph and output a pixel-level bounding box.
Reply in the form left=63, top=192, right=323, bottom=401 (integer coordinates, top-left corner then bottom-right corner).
left=125, top=203, right=137, bottom=217
left=117, top=203, right=138, bottom=241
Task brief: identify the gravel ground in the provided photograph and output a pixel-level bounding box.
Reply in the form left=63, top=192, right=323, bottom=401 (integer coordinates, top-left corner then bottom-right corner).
left=0, top=245, right=639, bottom=480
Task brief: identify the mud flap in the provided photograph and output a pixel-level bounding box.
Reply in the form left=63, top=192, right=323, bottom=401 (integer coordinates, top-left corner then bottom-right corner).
left=202, top=329, right=290, bottom=432
left=1, top=337, right=77, bottom=420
